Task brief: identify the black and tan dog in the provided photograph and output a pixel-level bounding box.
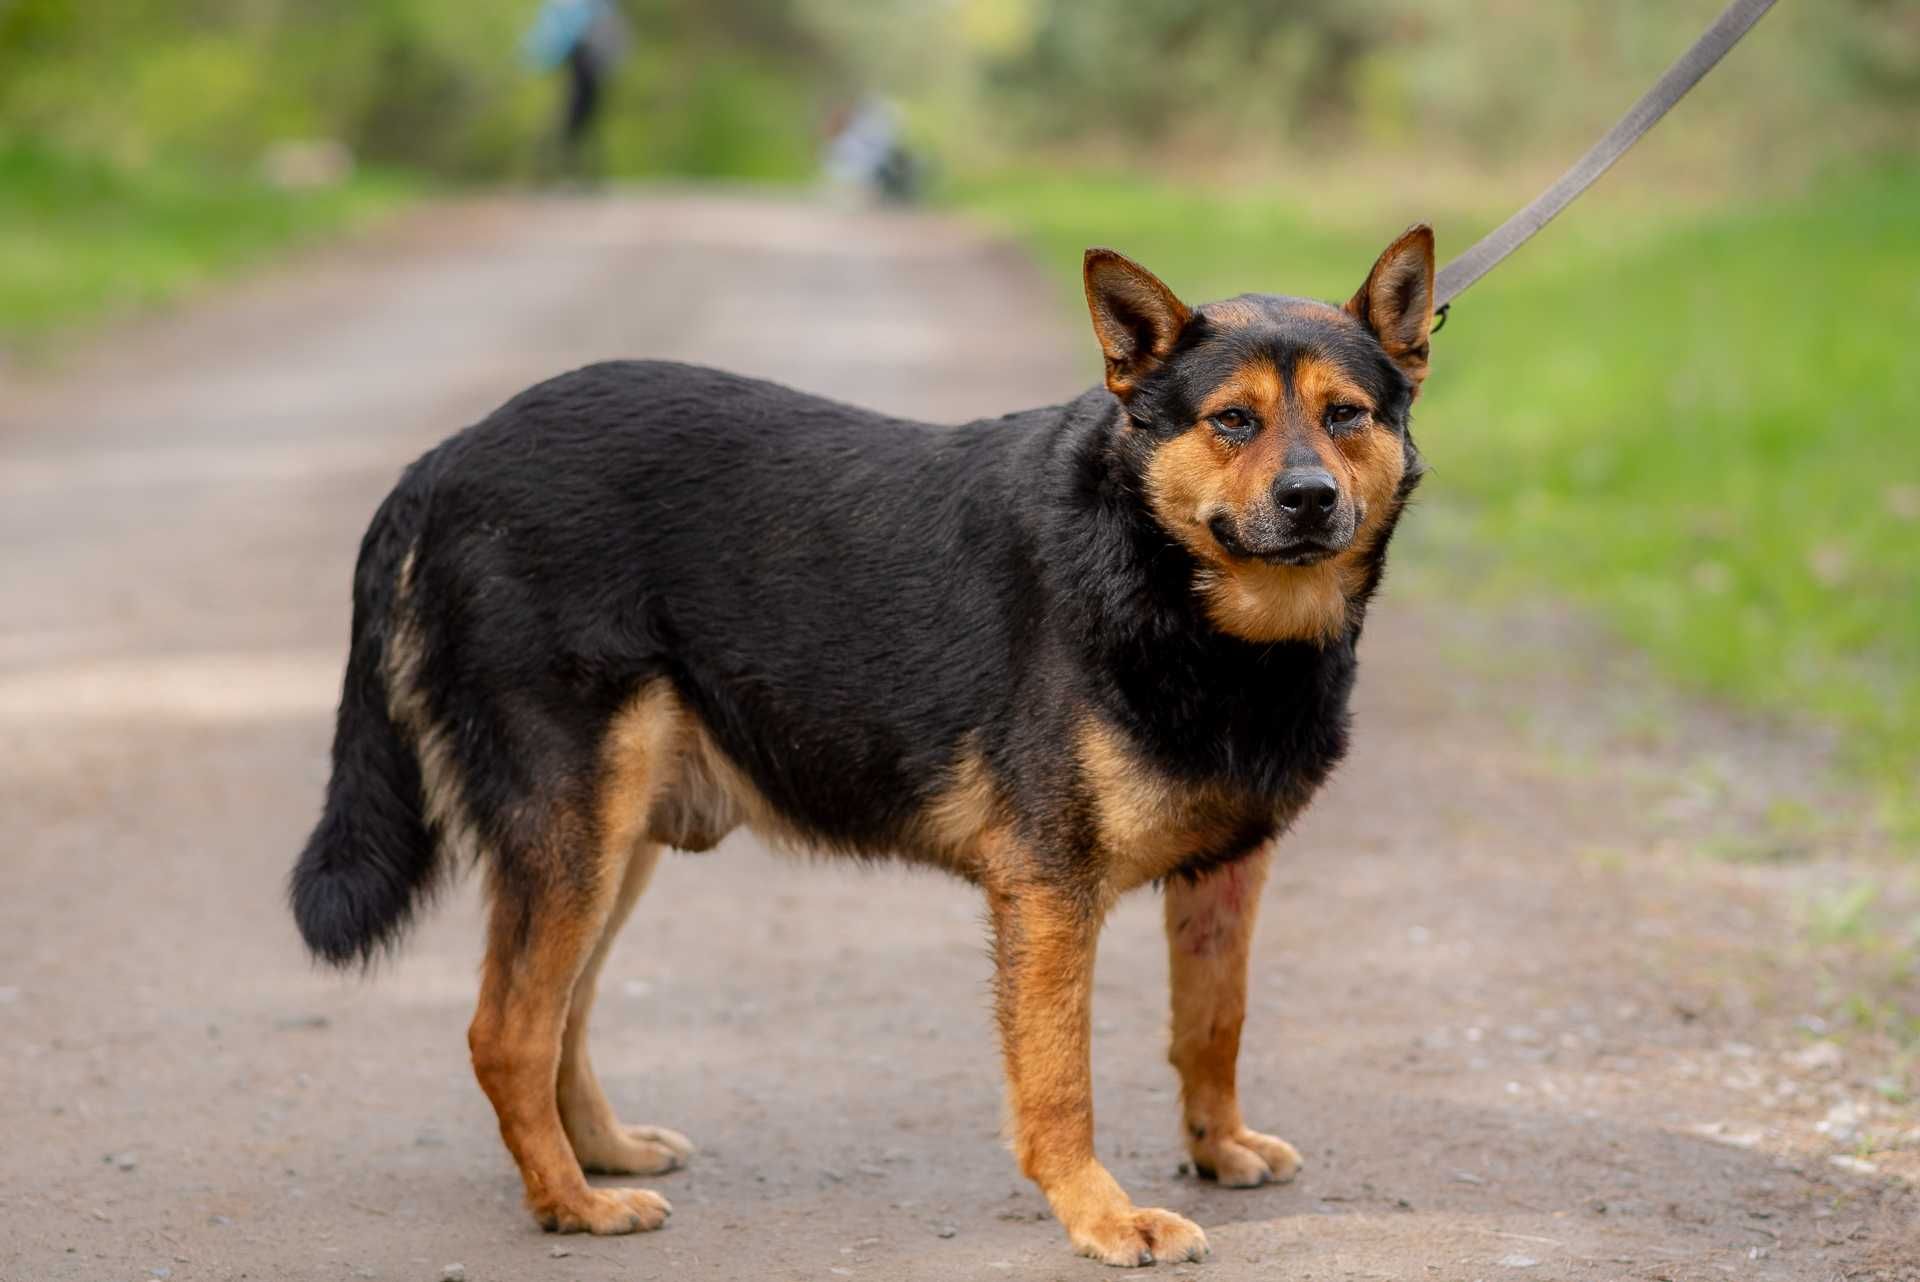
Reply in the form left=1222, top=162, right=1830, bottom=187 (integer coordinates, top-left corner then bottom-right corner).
left=291, top=227, right=1436, bottom=1266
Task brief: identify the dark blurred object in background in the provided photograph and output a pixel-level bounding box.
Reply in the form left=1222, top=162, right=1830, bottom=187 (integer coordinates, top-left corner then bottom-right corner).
left=821, top=95, right=923, bottom=203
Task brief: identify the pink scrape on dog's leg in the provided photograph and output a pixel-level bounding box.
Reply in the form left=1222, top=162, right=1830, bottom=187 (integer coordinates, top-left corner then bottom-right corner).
left=1172, top=861, right=1251, bottom=958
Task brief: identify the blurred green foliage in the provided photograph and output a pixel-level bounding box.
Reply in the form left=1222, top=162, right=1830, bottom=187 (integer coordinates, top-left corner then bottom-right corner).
left=960, top=162, right=1920, bottom=843
left=946, top=2, right=1919, bottom=175
left=0, top=133, right=408, bottom=343
left=2, top=1, right=1915, bottom=185
left=0, top=0, right=827, bottom=181
left=0, top=0, right=827, bottom=339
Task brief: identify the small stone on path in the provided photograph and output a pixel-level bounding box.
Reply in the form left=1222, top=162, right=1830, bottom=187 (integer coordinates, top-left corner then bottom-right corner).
left=1817, top=1100, right=1865, bottom=1146
left=1791, top=1040, right=1845, bottom=1073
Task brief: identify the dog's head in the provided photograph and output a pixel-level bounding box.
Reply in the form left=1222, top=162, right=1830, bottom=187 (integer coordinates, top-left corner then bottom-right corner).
left=1084, top=228, right=1435, bottom=644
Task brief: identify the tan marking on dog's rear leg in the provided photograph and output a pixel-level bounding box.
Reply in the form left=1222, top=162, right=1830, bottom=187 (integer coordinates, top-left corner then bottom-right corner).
left=470, top=869, right=671, bottom=1235
left=988, top=870, right=1208, bottom=1267
left=557, top=841, right=694, bottom=1175
left=1165, top=846, right=1300, bottom=1188
left=550, top=685, right=695, bottom=1178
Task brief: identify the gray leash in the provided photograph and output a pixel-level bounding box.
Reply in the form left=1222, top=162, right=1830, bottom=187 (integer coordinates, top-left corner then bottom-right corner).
left=1432, top=0, right=1780, bottom=322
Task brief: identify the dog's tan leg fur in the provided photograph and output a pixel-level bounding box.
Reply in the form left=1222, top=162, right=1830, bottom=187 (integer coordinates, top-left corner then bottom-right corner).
left=467, top=689, right=689, bottom=1235
left=989, top=875, right=1208, bottom=1267
left=469, top=860, right=670, bottom=1234
left=556, top=842, right=695, bottom=1176
left=548, top=686, right=695, bottom=1179
left=1165, top=847, right=1301, bottom=1187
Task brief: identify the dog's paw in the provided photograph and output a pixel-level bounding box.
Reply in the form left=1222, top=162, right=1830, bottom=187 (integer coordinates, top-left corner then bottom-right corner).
left=536, top=1187, right=671, bottom=1235
left=576, top=1124, right=695, bottom=1176
left=1072, top=1207, right=1209, bottom=1268
left=1191, top=1126, right=1302, bottom=1188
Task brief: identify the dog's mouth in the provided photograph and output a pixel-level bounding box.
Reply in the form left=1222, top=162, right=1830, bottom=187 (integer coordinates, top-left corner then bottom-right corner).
left=1205, top=514, right=1346, bottom=567
left=1249, top=543, right=1340, bottom=567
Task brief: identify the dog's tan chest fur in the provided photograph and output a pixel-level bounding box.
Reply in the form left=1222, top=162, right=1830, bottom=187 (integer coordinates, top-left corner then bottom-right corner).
left=1076, top=718, right=1281, bottom=893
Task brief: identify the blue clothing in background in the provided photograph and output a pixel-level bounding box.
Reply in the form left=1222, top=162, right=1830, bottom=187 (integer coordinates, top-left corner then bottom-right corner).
left=523, top=0, right=600, bottom=70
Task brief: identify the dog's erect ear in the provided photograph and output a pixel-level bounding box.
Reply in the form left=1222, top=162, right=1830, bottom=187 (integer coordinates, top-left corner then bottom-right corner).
left=1084, top=248, right=1190, bottom=399
left=1346, top=225, right=1435, bottom=388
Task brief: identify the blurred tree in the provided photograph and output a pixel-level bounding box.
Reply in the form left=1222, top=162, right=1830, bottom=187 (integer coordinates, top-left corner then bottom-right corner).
left=994, top=0, right=1393, bottom=140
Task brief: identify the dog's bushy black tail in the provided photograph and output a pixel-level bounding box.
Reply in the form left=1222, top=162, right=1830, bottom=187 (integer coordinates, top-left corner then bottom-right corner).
left=291, top=476, right=438, bottom=968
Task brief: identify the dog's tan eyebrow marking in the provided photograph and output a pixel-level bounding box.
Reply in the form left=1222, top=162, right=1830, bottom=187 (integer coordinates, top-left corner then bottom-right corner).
left=1194, top=359, right=1284, bottom=421
left=1290, top=356, right=1375, bottom=413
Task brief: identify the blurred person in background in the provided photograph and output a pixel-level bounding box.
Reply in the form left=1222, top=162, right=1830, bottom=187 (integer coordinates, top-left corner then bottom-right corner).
left=822, top=95, right=923, bottom=204
left=524, top=0, right=631, bottom=179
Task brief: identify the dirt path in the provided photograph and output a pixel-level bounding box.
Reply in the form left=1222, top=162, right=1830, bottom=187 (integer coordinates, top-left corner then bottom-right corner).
left=1, top=193, right=1912, bottom=1282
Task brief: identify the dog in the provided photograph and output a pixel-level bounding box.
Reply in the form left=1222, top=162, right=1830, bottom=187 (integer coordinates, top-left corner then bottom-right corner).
left=291, top=226, right=1435, bottom=1266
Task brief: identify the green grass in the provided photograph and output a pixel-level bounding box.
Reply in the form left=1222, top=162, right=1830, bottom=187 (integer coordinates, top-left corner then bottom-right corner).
left=0, top=136, right=412, bottom=345
left=956, top=165, right=1920, bottom=842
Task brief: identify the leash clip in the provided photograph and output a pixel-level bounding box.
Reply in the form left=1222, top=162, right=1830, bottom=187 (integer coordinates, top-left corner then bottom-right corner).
left=1429, top=302, right=1449, bottom=336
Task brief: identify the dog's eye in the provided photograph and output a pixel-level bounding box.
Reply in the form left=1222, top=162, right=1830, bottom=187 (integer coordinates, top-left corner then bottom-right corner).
left=1324, top=403, right=1367, bottom=430
left=1211, top=408, right=1256, bottom=440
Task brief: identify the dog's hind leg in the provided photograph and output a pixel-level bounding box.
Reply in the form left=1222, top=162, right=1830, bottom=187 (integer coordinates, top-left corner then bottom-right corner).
left=556, top=840, right=695, bottom=1175
left=469, top=840, right=671, bottom=1235
left=1165, top=845, right=1301, bottom=1187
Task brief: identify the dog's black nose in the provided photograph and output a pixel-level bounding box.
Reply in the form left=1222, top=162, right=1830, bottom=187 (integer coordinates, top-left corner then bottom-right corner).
left=1274, top=468, right=1340, bottom=518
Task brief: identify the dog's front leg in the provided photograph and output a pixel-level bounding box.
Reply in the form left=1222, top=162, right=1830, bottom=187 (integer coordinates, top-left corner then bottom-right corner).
left=1165, top=846, right=1302, bottom=1186
left=988, top=876, right=1208, bottom=1267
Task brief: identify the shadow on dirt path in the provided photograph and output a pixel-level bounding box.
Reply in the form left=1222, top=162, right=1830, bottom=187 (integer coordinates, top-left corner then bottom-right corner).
left=1, top=191, right=1913, bottom=1282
